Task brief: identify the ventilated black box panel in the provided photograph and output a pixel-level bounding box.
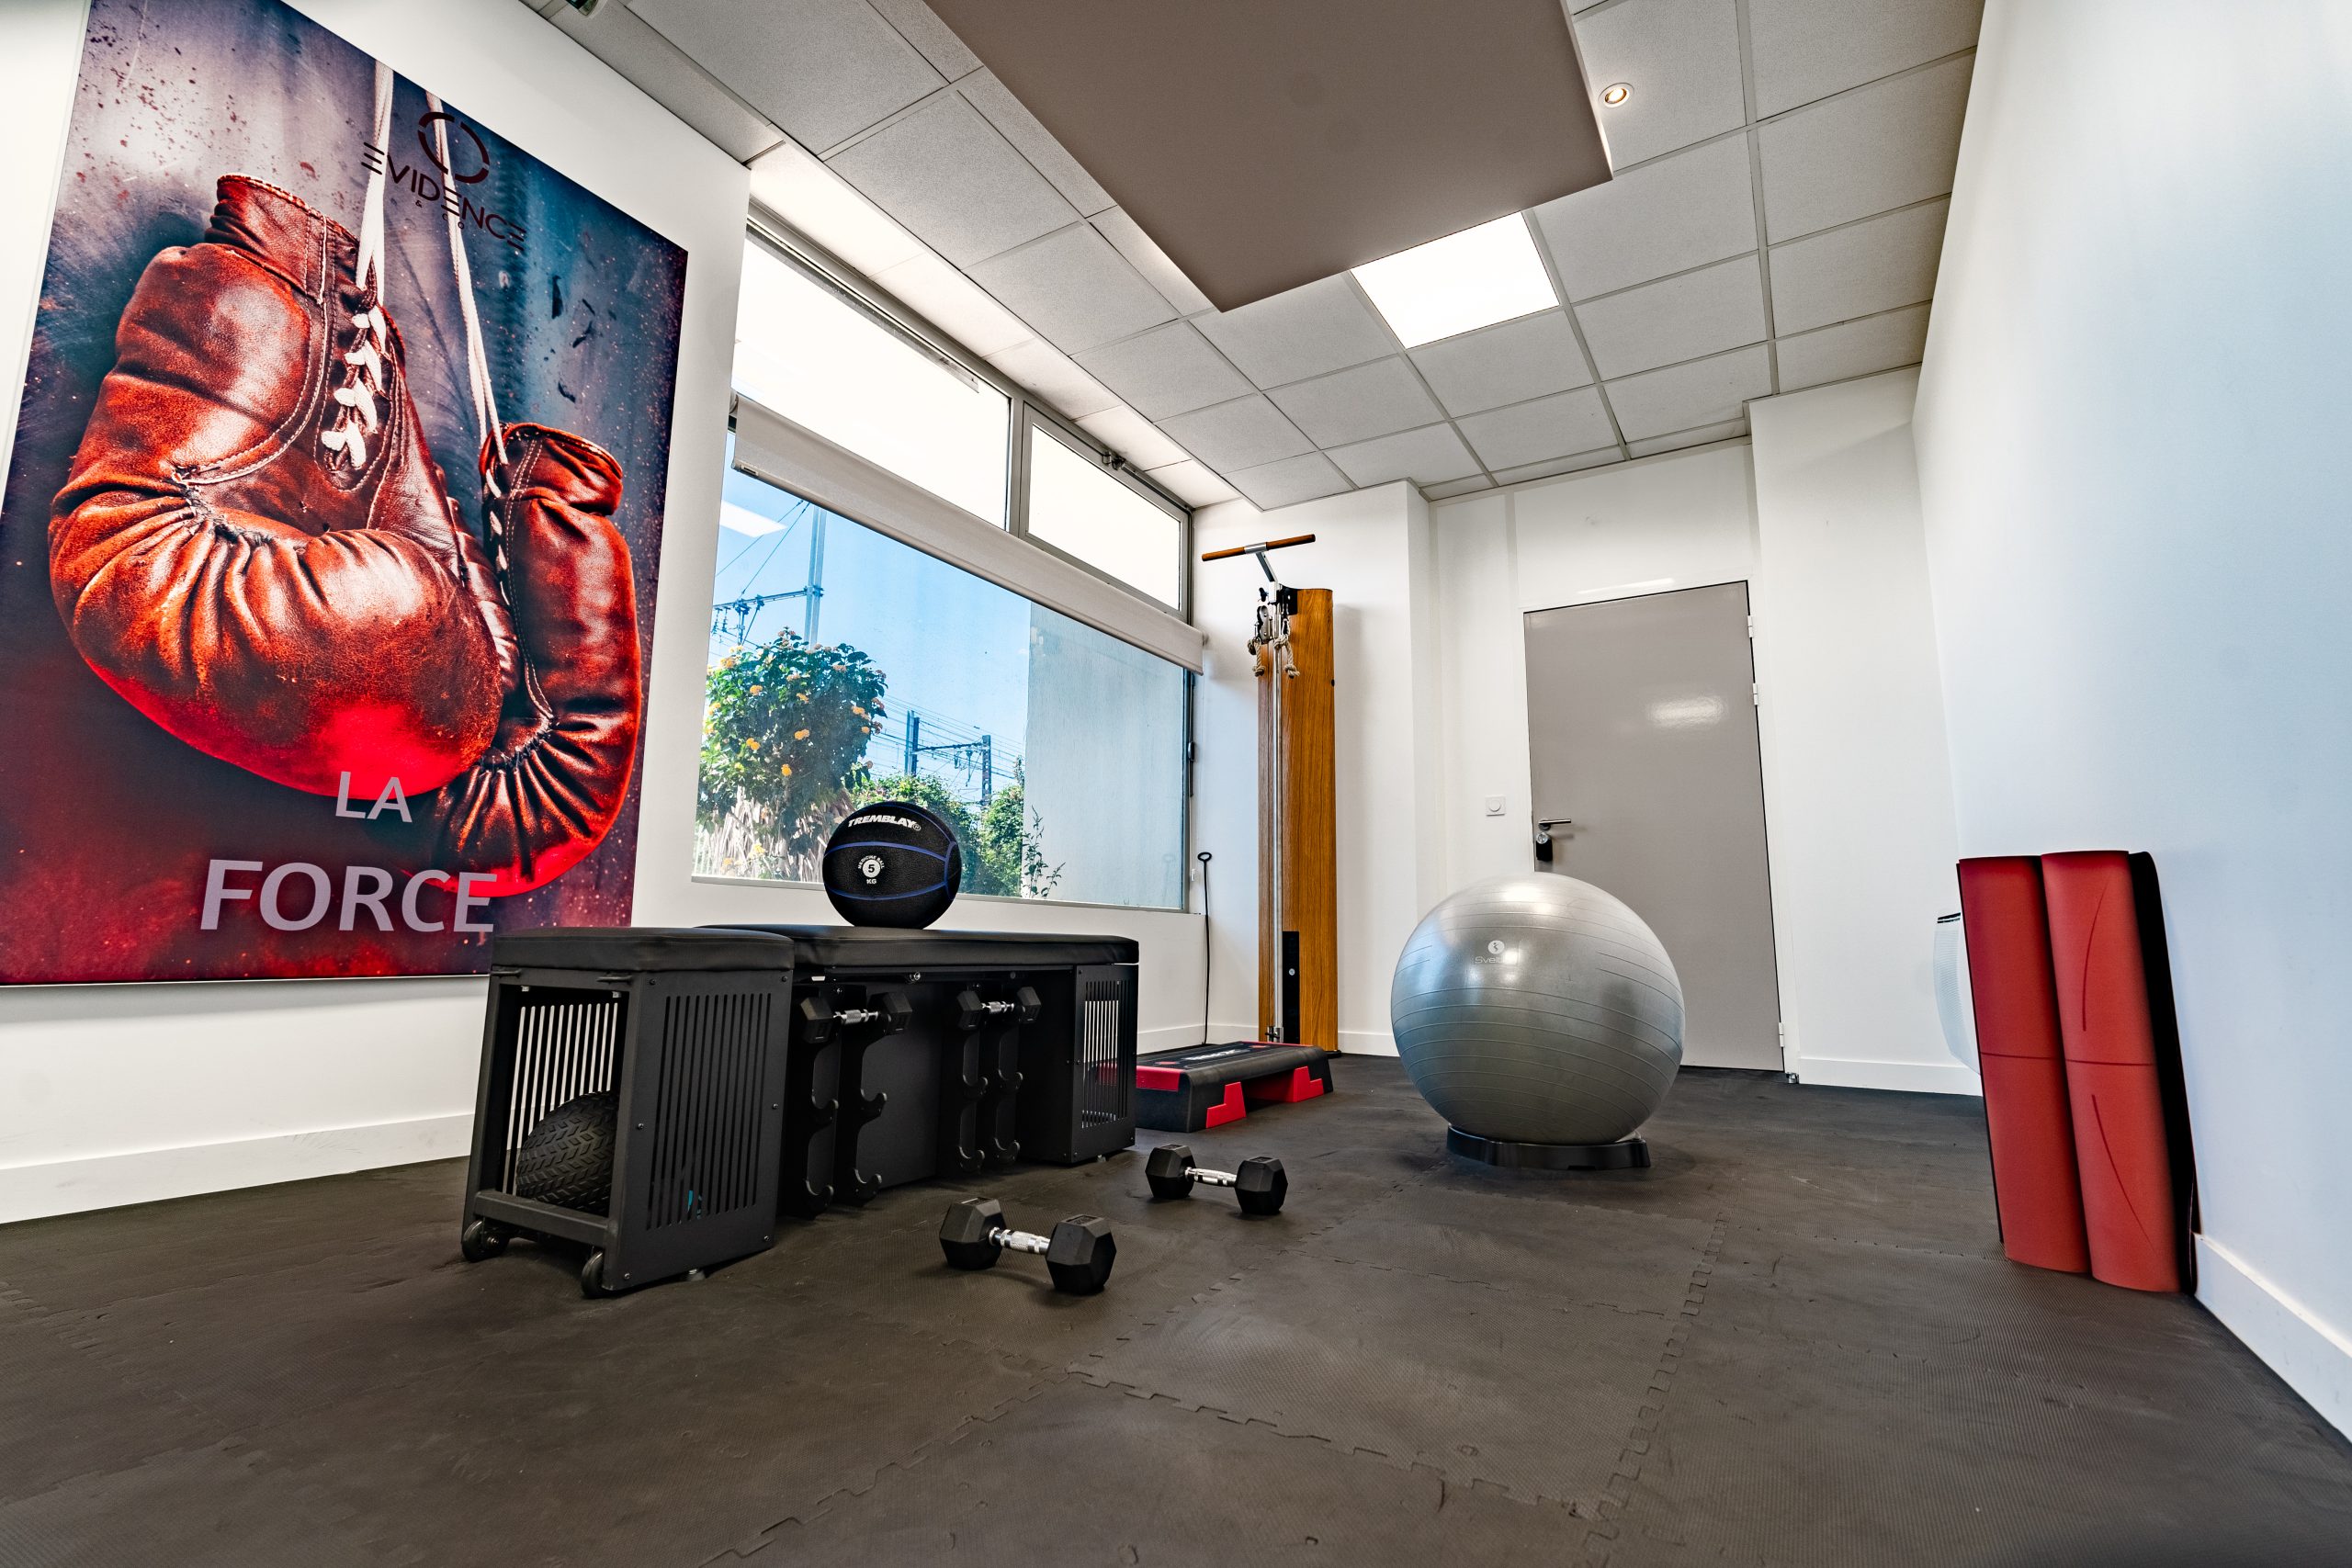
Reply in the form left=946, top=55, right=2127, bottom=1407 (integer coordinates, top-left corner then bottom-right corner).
left=462, top=931, right=792, bottom=1294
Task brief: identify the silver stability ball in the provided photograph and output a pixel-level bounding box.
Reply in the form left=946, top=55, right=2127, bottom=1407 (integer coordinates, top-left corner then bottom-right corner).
left=1390, top=874, right=1683, bottom=1147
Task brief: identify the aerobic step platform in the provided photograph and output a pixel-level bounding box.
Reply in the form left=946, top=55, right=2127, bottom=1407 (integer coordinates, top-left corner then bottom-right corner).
left=1134, top=1041, right=1332, bottom=1133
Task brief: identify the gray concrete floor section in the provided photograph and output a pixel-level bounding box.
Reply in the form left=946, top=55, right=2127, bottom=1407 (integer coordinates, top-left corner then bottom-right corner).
left=1, top=1061, right=2347, bottom=1565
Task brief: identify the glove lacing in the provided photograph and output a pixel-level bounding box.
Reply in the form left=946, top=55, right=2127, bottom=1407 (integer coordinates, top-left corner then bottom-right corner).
left=322, top=61, right=396, bottom=474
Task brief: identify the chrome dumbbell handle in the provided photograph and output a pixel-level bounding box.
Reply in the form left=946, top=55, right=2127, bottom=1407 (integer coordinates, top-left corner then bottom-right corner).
left=991, top=1224, right=1053, bottom=1257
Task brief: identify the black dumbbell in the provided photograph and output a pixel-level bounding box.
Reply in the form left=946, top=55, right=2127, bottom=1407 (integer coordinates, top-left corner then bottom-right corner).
left=938, top=1198, right=1116, bottom=1295
left=1145, top=1144, right=1287, bottom=1215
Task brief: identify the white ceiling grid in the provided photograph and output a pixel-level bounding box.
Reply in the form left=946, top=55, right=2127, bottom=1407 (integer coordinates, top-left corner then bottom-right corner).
left=535, top=0, right=1981, bottom=509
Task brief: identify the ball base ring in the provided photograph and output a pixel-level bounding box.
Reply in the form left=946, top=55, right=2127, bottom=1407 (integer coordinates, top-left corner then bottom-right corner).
left=1446, top=1127, right=1651, bottom=1170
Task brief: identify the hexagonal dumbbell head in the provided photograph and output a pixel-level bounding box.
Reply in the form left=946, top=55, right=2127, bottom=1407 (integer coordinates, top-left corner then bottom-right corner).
left=939, top=1197, right=1006, bottom=1270
left=1235, top=1156, right=1288, bottom=1215
left=1044, top=1214, right=1116, bottom=1294
left=1145, top=1143, right=1197, bottom=1201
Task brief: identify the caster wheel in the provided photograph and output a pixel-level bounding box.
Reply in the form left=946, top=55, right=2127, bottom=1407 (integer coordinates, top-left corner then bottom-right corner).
left=459, top=1218, right=509, bottom=1262
left=580, top=1248, right=610, bottom=1299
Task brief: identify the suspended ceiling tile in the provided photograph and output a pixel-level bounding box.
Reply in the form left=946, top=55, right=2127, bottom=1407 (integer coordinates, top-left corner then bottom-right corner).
left=747, top=140, right=925, bottom=278
left=1747, top=0, right=1983, bottom=118
left=1193, top=276, right=1399, bottom=389
left=1159, top=394, right=1317, bottom=472
left=549, top=3, right=786, bottom=163
left=1074, top=321, right=1253, bottom=422
left=871, top=251, right=1033, bottom=356
left=1409, top=310, right=1593, bottom=417
left=868, top=0, right=982, bottom=79
left=1422, top=475, right=1497, bottom=500
left=1571, top=0, right=1747, bottom=167
left=1076, top=404, right=1192, bottom=469
left=1225, top=452, right=1352, bottom=510
left=926, top=0, right=1611, bottom=310
left=1774, top=302, right=1932, bottom=391
left=631, top=0, right=942, bottom=153
left=1767, top=198, right=1946, bottom=333
left=987, top=337, right=1120, bottom=419
left=1456, top=386, right=1616, bottom=469
left=957, top=70, right=1118, bottom=216
left=1627, top=415, right=1750, bottom=457
left=1493, top=448, right=1623, bottom=485
left=1602, top=343, right=1771, bottom=440
left=1758, top=52, right=1973, bottom=242
left=1327, top=423, right=1482, bottom=488
left=1091, top=209, right=1216, bottom=317
left=827, top=92, right=1080, bottom=267
left=1142, top=457, right=1240, bottom=507
left=1535, top=135, right=1758, bottom=301
left=969, top=224, right=1177, bottom=353
left=1266, top=357, right=1443, bottom=448
left=1575, top=254, right=1767, bottom=379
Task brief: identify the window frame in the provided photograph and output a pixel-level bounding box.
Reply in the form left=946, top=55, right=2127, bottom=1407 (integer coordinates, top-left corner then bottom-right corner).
left=744, top=217, right=1192, bottom=620
left=711, top=217, right=1200, bottom=910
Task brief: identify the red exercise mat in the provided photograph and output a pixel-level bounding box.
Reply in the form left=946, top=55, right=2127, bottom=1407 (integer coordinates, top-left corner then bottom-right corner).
left=2041, top=851, right=2185, bottom=1292
left=1958, top=856, right=2091, bottom=1274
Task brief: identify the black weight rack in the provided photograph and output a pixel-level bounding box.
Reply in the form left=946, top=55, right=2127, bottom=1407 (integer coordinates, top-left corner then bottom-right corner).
left=707, top=926, right=1140, bottom=1209
left=459, top=930, right=793, bottom=1296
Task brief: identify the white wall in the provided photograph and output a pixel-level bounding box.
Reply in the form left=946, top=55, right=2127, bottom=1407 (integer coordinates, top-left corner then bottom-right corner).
left=1192, top=483, right=1439, bottom=1054
left=1914, top=0, right=2352, bottom=1435
left=1426, top=414, right=1967, bottom=1094
left=1750, top=371, right=1967, bottom=1093
left=0, top=0, right=1204, bottom=1223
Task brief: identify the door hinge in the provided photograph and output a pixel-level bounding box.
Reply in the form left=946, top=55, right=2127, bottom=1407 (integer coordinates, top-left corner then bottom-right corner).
left=1751, top=682, right=1759, bottom=705
left=1747, top=615, right=1756, bottom=637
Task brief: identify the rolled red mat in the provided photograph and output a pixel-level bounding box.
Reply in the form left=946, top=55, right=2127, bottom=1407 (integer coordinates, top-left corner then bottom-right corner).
left=1958, top=856, right=2091, bottom=1273
left=2041, top=851, right=2183, bottom=1292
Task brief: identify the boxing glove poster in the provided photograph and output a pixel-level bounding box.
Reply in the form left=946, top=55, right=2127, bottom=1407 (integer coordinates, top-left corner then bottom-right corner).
left=0, top=0, right=685, bottom=983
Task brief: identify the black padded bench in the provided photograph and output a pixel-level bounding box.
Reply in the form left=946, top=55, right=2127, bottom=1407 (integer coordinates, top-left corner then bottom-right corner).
left=459, top=924, right=1138, bottom=1295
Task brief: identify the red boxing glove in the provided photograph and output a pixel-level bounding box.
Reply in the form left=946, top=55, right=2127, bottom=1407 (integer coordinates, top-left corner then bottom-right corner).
left=49, top=177, right=511, bottom=799
left=425, top=424, right=642, bottom=897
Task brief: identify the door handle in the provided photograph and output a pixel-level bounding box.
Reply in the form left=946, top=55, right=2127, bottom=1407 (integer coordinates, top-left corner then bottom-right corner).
left=1533, top=817, right=1573, bottom=863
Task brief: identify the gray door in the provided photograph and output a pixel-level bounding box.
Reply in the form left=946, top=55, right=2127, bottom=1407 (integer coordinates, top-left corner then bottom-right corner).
left=1523, top=583, right=1782, bottom=1070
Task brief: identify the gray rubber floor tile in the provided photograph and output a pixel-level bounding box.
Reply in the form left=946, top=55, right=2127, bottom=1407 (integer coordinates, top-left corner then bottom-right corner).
left=0, top=1439, right=401, bottom=1567
left=1301, top=1177, right=1718, bottom=1319
left=0, top=1313, right=220, bottom=1507
left=256, top=1287, right=1046, bottom=1568
left=756, top=1376, right=1590, bottom=1567
left=1080, top=1247, right=1691, bottom=1507
left=1606, top=1315, right=2352, bottom=1568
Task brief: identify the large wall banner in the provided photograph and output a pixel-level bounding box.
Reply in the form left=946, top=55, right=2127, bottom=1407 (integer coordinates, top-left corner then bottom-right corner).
left=0, top=0, right=686, bottom=983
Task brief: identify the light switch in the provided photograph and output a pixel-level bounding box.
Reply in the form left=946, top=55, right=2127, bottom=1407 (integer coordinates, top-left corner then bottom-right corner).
left=1483, top=795, right=1506, bottom=817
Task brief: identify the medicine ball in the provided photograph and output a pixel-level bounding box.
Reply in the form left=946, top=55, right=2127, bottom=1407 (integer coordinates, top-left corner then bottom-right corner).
left=821, top=800, right=962, bottom=928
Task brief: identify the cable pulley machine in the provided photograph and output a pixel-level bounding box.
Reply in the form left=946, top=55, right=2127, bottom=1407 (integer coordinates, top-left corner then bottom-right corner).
left=1199, top=534, right=1336, bottom=1051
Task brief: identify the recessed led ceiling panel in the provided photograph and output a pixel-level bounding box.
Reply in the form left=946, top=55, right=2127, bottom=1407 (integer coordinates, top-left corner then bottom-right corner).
left=1352, top=216, right=1561, bottom=347
left=924, top=0, right=1612, bottom=311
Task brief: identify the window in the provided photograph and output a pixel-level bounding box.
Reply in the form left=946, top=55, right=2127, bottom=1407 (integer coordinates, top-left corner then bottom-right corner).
left=699, top=455, right=1189, bottom=910
left=733, top=238, right=1011, bottom=525
left=1024, top=422, right=1183, bottom=608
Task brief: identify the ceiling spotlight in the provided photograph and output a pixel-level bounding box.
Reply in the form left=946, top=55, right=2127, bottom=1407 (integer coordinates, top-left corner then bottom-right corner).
left=1600, top=83, right=1632, bottom=107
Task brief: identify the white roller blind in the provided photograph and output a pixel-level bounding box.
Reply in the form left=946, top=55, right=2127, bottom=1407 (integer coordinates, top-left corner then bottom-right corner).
left=730, top=395, right=1204, bottom=673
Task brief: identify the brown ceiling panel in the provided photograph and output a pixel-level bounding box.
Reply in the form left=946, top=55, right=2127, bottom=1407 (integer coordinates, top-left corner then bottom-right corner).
left=925, top=0, right=1612, bottom=310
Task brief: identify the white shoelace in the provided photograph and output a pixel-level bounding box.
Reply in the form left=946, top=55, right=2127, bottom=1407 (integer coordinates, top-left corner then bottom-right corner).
left=322, top=61, right=396, bottom=473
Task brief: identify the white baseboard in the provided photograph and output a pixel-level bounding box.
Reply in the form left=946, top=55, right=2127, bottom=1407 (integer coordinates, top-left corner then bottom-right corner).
left=0, top=1112, right=473, bottom=1225
left=1792, top=1055, right=1983, bottom=1096
left=2197, top=1235, right=2352, bottom=1441
left=1338, top=1029, right=1396, bottom=1057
